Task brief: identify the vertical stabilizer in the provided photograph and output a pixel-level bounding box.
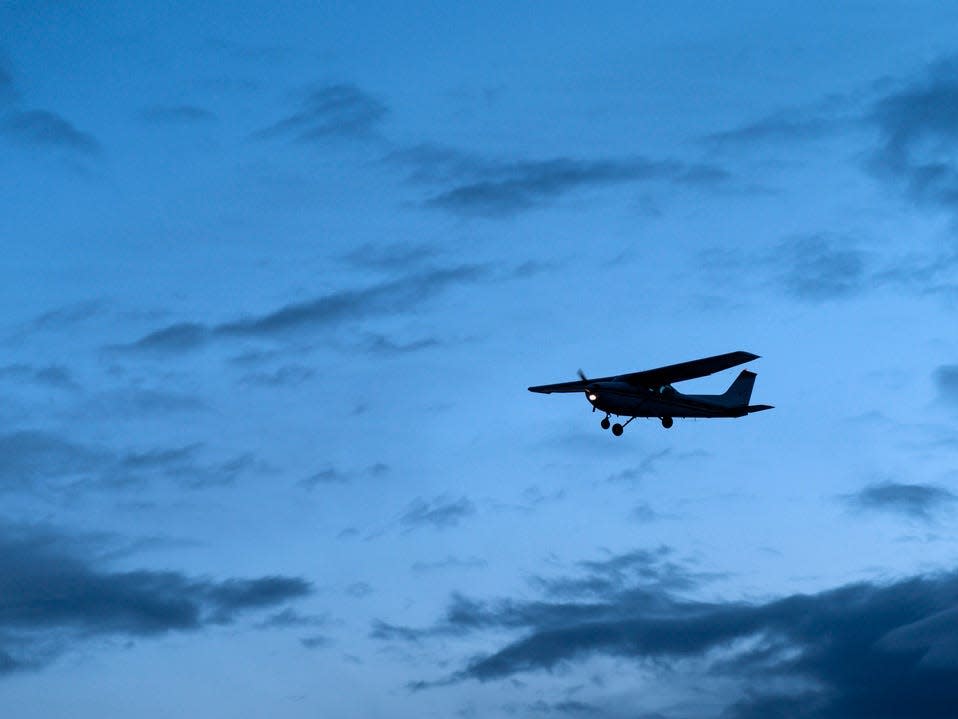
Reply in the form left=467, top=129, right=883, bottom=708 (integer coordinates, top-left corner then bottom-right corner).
left=720, top=370, right=756, bottom=407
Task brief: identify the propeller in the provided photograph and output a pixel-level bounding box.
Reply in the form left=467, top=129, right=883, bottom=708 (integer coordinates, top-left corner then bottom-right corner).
left=577, top=369, right=588, bottom=382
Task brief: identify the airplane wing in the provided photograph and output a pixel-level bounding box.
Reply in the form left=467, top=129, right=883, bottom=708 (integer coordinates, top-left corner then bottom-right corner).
left=527, top=378, right=593, bottom=394
left=618, top=350, right=759, bottom=387
left=528, top=351, right=759, bottom=394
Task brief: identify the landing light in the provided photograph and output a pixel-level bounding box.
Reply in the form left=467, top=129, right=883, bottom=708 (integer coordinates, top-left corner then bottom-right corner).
left=588, top=392, right=597, bottom=401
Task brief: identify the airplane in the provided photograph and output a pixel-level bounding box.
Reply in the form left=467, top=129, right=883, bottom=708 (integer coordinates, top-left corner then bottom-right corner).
left=528, top=350, right=772, bottom=435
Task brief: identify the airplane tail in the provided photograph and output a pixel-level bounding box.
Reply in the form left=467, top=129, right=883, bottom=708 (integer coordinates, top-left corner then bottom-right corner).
left=719, top=369, right=756, bottom=408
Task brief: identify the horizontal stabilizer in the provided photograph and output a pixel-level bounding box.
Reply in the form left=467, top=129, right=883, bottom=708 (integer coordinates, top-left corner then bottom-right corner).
left=747, top=404, right=774, bottom=413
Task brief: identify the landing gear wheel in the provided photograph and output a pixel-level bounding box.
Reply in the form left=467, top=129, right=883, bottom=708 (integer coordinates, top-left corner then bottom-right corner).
left=611, top=423, right=624, bottom=436
left=661, top=416, right=673, bottom=429
left=600, top=417, right=611, bottom=430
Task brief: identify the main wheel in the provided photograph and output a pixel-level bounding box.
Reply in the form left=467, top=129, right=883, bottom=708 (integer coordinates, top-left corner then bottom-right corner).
left=611, top=423, right=623, bottom=436
left=661, top=416, right=673, bottom=429
left=600, top=417, right=611, bottom=430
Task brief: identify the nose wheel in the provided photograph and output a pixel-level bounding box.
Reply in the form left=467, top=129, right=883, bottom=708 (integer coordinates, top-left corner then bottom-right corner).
left=661, top=416, right=673, bottom=429
left=611, top=423, right=623, bottom=436
left=600, top=416, right=611, bottom=430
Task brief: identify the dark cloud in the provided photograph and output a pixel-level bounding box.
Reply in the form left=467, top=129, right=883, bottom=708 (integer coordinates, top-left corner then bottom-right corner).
left=0, top=61, right=15, bottom=103
left=389, top=144, right=729, bottom=217
left=0, top=523, right=311, bottom=675
left=935, top=365, right=958, bottom=405
left=869, top=56, right=958, bottom=211
left=400, top=496, right=476, bottom=531
left=300, top=635, right=332, bottom=650
left=299, top=462, right=388, bottom=491
left=340, top=242, right=438, bottom=271
left=361, top=333, right=440, bottom=355
left=239, top=364, right=315, bottom=387
left=2, top=109, right=100, bottom=154
left=255, top=84, right=387, bottom=142
left=80, top=387, right=206, bottom=418
left=699, top=234, right=868, bottom=304
left=256, top=607, right=327, bottom=630
left=411, top=556, right=488, bottom=574
left=140, top=104, right=215, bottom=124
left=705, top=109, right=837, bottom=147
left=844, top=481, right=956, bottom=520
left=121, top=265, right=486, bottom=353
left=27, top=300, right=105, bottom=332
left=385, top=548, right=958, bottom=719
left=345, top=582, right=373, bottom=598
left=0, top=364, right=76, bottom=389
left=779, top=235, right=867, bottom=301
left=0, top=430, right=264, bottom=494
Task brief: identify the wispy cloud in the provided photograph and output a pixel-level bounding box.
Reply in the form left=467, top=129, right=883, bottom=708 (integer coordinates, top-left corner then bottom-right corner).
left=121, top=265, right=486, bottom=353
left=389, top=144, right=729, bottom=218
left=0, top=523, right=311, bottom=675
left=935, top=365, right=958, bottom=406
left=0, top=364, right=76, bottom=390
left=255, top=84, right=387, bottom=142
left=1, top=109, right=100, bottom=154
left=0, top=430, right=265, bottom=494
left=400, top=496, right=476, bottom=531
left=299, top=462, right=388, bottom=491
left=140, top=104, right=216, bottom=124
left=843, top=481, right=956, bottom=520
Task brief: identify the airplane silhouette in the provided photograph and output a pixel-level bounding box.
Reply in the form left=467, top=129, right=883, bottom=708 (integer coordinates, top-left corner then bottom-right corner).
left=528, top=350, right=772, bottom=435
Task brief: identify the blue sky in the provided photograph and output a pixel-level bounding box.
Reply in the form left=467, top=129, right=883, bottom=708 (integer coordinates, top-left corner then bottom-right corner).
left=2, top=2, right=958, bottom=717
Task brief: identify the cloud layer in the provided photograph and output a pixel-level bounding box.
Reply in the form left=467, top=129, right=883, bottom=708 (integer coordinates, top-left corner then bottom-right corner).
left=0, top=524, right=311, bottom=675
left=382, top=548, right=958, bottom=719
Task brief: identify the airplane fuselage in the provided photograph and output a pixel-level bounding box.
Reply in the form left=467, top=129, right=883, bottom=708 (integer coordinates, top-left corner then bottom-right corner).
left=585, top=382, right=746, bottom=419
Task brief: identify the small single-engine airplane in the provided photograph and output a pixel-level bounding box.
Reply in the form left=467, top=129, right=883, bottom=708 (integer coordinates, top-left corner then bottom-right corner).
left=528, top=350, right=772, bottom=435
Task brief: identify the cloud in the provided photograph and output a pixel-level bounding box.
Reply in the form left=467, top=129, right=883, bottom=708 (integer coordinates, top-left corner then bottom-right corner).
left=298, top=462, right=388, bottom=491
left=706, top=110, right=834, bottom=146
left=2, top=109, right=100, bottom=154
left=360, top=333, right=440, bottom=355
left=699, top=234, right=868, bottom=304
left=79, top=387, right=206, bottom=418
left=255, top=84, right=387, bottom=142
left=935, top=365, right=958, bottom=405
left=400, top=496, right=476, bottom=531
left=0, top=61, right=15, bottom=104
left=389, top=144, right=729, bottom=217
left=868, top=56, right=958, bottom=212
left=411, top=556, right=488, bottom=574
left=340, top=242, right=438, bottom=271
left=778, top=235, right=867, bottom=301
left=385, top=548, right=958, bottom=719
left=239, top=364, right=315, bottom=387
left=28, top=300, right=105, bottom=332
left=140, top=104, right=215, bottom=124
left=0, top=430, right=264, bottom=494
left=0, top=364, right=76, bottom=390
left=0, top=523, right=311, bottom=675
left=844, top=481, right=956, bottom=520
left=121, top=265, right=486, bottom=353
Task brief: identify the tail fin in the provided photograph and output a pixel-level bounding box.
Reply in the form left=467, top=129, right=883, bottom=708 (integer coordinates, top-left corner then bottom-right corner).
left=720, top=369, right=756, bottom=407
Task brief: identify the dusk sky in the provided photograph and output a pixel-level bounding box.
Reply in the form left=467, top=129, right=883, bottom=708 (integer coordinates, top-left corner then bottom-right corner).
left=3, top=2, right=958, bottom=717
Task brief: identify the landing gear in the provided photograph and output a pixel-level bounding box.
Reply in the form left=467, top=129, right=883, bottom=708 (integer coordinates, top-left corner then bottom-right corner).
left=600, top=416, right=611, bottom=430
left=661, top=416, right=673, bottom=429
